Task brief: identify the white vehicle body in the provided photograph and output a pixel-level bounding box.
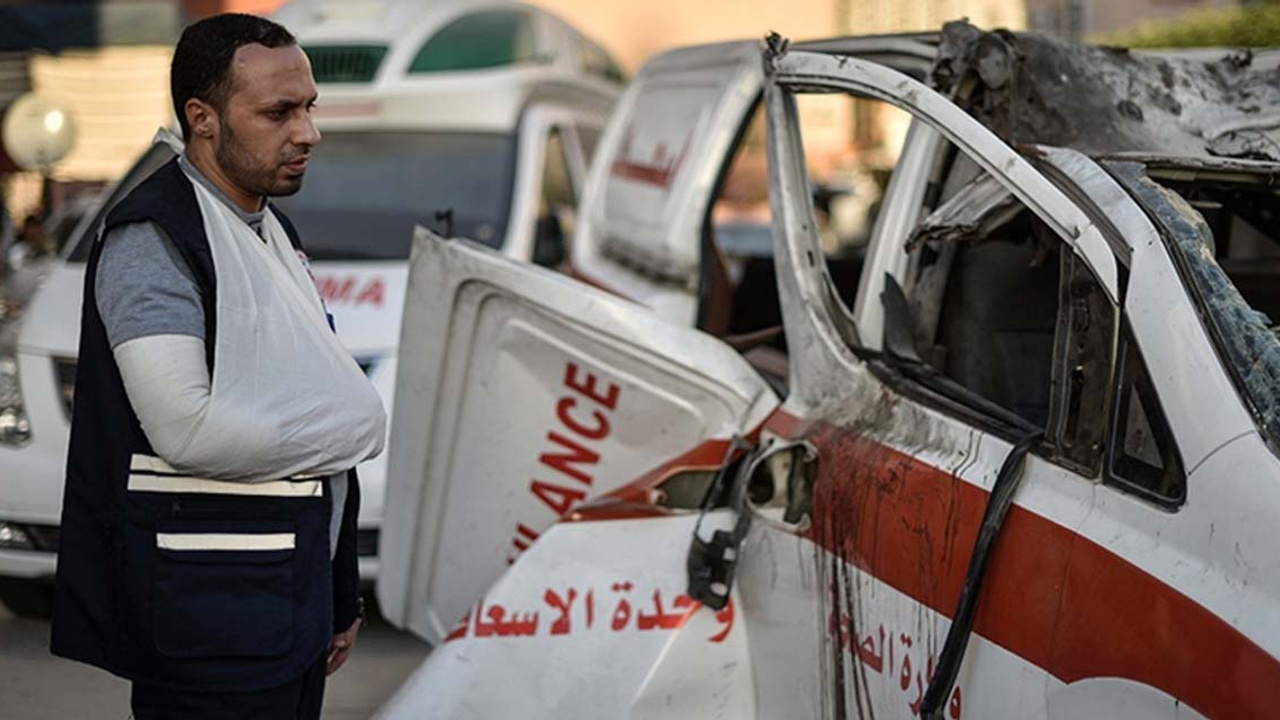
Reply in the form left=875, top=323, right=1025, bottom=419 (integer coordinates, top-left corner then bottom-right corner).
left=375, top=32, right=1280, bottom=719
left=0, top=0, right=619, bottom=606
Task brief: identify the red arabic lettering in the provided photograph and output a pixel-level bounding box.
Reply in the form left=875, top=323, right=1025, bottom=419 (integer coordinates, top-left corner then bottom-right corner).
left=474, top=600, right=539, bottom=638
left=544, top=588, right=578, bottom=636
left=447, top=584, right=730, bottom=644
left=825, top=604, right=963, bottom=717
left=899, top=642, right=913, bottom=691
left=708, top=598, right=735, bottom=643
left=857, top=625, right=885, bottom=673
left=609, top=125, right=692, bottom=189
left=444, top=608, right=471, bottom=643
left=636, top=590, right=700, bottom=631
left=610, top=582, right=634, bottom=631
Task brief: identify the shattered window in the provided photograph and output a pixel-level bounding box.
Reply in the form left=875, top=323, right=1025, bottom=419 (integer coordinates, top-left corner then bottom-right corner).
left=1112, top=160, right=1280, bottom=455
left=824, top=130, right=1114, bottom=452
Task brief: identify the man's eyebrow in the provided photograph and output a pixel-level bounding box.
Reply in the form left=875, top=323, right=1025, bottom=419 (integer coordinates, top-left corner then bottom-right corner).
left=263, top=95, right=318, bottom=111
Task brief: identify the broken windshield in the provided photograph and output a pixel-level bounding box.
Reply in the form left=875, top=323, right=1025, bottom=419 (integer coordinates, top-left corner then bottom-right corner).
left=1109, top=160, right=1280, bottom=452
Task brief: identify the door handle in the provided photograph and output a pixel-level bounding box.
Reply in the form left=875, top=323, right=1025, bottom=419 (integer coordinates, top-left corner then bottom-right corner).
left=686, top=437, right=818, bottom=609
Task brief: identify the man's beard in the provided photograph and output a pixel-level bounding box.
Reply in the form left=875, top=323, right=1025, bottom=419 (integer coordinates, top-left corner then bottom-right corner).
left=215, top=121, right=307, bottom=198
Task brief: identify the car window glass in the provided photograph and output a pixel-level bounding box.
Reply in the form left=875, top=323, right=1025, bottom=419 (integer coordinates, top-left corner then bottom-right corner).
left=273, top=131, right=516, bottom=260
left=1107, top=328, right=1185, bottom=507
left=407, top=10, right=539, bottom=74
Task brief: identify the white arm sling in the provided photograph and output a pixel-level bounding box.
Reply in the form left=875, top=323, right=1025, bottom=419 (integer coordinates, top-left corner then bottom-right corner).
left=113, top=177, right=386, bottom=481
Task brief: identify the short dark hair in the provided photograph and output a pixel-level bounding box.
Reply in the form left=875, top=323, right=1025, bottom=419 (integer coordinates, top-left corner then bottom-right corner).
left=170, top=13, right=296, bottom=140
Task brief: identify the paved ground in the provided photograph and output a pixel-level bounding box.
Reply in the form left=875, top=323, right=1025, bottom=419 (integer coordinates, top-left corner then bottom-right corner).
left=0, top=595, right=432, bottom=720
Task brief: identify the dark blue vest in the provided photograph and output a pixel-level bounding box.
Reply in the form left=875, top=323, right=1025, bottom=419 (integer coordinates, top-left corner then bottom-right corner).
left=50, top=158, right=362, bottom=692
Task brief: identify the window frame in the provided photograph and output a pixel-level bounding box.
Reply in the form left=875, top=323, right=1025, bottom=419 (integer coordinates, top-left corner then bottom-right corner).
left=871, top=144, right=1120, bottom=471
left=1103, top=321, right=1188, bottom=510
left=764, top=51, right=1125, bottom=472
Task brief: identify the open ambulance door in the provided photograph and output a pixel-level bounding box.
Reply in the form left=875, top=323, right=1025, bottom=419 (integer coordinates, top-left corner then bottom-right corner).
left=377, top=229, right=778, bottom=643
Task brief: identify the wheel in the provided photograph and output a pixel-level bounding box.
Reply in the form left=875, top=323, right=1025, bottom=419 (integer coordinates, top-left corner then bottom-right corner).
left=0, top=577, right=54, bottom=619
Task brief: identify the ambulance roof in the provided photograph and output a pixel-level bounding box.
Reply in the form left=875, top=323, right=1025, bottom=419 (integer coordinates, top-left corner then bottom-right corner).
left=273, top=0, right=622, bottom=132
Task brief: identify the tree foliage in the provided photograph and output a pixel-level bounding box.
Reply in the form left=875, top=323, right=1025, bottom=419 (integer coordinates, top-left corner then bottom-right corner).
left=1107, top=2, right=1280, bottom=48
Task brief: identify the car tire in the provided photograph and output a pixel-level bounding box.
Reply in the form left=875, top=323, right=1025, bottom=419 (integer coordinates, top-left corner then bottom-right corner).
left=0, top=578, right=54, bottom=619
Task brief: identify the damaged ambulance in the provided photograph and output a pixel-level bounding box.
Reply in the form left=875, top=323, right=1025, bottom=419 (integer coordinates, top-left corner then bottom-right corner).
left=376, top=23, right=1280, bottom=718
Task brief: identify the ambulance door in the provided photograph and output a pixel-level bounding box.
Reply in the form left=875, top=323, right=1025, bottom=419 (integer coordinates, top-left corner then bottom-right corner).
left=503, top=106, right=583, bottom=268
left=377, top=229, right=776, bottom=644
left=737, top=49, right=1125, bottom=718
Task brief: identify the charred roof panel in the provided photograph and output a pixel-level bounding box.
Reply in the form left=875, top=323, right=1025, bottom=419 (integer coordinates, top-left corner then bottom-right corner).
left=932, top=21, right=1280, bottom=162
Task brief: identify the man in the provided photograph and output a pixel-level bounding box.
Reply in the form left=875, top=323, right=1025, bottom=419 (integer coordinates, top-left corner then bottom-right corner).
left=50, top=14, right=386, bottom=719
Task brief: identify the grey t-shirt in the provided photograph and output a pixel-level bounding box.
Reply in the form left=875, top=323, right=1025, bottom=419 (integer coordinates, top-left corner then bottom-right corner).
left=96, top=155, right=348, bottom=558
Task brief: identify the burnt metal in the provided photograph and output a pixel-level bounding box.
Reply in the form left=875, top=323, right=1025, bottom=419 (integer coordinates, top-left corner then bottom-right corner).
left=931, top=21, right=1280, bottom=161
left=920, top=429, right=1044, bottom=720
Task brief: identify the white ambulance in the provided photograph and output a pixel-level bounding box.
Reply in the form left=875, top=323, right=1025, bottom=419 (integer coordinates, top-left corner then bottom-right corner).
left=0, top=0, right=619, bottom=614
left=375, top=25, right=1280, bottom=718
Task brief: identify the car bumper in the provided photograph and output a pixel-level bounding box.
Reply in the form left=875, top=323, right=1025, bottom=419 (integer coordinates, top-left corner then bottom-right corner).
left=0, top=548, right=56, bottom=580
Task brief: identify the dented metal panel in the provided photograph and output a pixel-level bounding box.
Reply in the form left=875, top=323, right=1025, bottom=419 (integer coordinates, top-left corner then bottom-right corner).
left=379, top=228, right=776, bottom=643
left=906, top=172, right=1019, bottom=250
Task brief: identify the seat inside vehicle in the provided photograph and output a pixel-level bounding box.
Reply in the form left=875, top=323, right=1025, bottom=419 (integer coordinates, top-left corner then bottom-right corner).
left=907, top=171, right=1061, bottom=429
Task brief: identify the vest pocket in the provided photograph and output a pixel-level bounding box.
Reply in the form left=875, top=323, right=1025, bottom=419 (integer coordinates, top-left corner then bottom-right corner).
left=152, top=524, right=296, bottom=659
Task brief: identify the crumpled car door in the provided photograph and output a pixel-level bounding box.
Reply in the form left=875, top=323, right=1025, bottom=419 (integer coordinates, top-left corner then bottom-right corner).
left=377, top=228, right=777, bottom=645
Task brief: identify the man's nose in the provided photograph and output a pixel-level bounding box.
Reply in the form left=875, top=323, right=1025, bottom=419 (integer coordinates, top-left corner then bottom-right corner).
left=295, top=114, right=321, bottom=148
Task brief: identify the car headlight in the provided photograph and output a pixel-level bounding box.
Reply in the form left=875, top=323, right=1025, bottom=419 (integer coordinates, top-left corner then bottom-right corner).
left=0, top=351, right=32, bottom=447
left=0, top=522, right=34, bottom=550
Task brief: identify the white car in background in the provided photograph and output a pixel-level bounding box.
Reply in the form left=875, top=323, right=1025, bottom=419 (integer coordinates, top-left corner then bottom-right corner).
left=0, top=0, right=620, bottom=615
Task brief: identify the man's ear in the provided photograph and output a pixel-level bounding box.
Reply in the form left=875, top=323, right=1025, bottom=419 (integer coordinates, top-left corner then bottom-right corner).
left=185, top=98, right=219, bottom=140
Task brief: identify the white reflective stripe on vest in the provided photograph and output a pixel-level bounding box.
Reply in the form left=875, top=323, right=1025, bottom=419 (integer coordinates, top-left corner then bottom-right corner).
left=128, top=455, right=324, bottom=496
left=156, top=532, right=296, bottom=551
left=129, top=454, right=327, bottom=482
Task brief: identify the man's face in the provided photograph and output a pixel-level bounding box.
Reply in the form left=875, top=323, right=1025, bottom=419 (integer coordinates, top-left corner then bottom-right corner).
left=213, top=43, right=320, bottom=198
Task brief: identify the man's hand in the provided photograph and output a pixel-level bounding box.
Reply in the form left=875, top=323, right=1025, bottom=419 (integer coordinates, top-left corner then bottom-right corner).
left=327, top=617, right=362, bottom=675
